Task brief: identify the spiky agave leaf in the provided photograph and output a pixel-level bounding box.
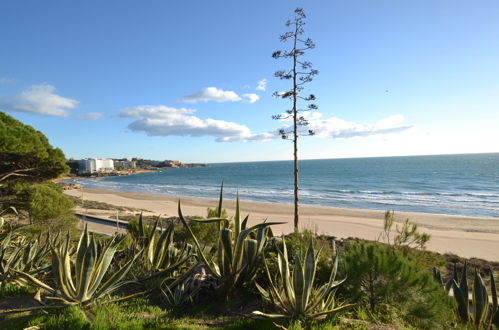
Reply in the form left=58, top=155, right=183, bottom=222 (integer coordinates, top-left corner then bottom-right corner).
left=472, top=268, right=489, bottom=327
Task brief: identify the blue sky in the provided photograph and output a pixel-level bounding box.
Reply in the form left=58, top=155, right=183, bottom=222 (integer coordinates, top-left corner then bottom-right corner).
left=1, top=0, right=498, bottom=163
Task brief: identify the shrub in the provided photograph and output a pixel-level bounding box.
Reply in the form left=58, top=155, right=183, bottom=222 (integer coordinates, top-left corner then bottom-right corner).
left=26, top=182, right=77, bottom=231
left=339, top=241, right=455, bottom=328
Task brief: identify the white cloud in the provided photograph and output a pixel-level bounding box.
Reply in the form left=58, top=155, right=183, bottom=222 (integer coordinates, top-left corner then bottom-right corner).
left=277, top=113, right=413, bottom=138
left=180, top=87, right=242, bottom=103
left=256, top=78, right=267, bottom=91
left=243, top=93, right=260, bottom=104
left=78, top=112, right=103, bottom=120
left=120, top=105, right=413, bottom=143
left=0, top=84, right=78, bottom=117
left=120, top=105, right=266, bottom=142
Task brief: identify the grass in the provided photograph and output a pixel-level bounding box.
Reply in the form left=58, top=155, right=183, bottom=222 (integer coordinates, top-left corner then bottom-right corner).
left=0, top=297, right=279, bottom=330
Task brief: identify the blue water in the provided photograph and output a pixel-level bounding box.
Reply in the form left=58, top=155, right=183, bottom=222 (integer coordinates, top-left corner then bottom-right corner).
left=66, top=153, right=499, bottom=218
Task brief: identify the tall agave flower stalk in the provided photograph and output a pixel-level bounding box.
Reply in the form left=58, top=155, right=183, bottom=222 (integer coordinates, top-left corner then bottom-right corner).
left=0, top=232, right=50, bottom=288
left=251, top=238, right=350, bottom=323
left=178, top=185, right=284, bottom=294
left=17, top=225, right=141, bottom=305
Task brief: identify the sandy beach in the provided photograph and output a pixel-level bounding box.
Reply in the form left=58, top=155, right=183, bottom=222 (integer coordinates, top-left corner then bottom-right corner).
left=64, top=188, right=499, bottom=262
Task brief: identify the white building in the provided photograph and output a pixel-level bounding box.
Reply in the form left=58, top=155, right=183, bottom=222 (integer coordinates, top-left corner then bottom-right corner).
left=78, top=158, right=115, bottom=174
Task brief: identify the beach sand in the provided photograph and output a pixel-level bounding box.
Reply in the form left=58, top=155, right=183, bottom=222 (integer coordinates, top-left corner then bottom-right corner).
left=64, top=188, right=499, bottom=262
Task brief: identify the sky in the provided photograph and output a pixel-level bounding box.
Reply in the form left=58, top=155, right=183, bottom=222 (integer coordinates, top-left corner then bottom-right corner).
left=1, top=0, right=498, bottom=163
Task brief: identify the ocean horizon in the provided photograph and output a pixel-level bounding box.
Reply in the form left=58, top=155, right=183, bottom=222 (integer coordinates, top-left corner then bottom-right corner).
left=66, top=153, right=499, bottom=218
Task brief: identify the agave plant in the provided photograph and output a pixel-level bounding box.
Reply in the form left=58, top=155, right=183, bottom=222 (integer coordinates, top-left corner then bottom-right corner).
left=139, top=218, right=193, bottom=280
left=161, top=265, right=217, bottom=307
left=17, top=225, right=141, bottom=305
left=178, top=185, right=284, bottom=294
left=0, top=232, right=50, bottom=288
left=251, top=238, right=350, bottom=323
left=450, top=261, right=499, bottom=328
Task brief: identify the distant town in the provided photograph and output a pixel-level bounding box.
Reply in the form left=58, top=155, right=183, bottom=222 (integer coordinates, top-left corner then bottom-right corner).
left=66, top=158, right=205, bottom=176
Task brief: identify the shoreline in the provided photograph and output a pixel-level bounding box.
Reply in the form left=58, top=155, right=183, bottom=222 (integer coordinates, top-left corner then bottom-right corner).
left=64, top=187, right=499, bottom=262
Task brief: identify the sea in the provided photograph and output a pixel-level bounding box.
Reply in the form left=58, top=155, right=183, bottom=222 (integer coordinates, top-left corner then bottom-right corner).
left=65, top=153, right=499, bottom=218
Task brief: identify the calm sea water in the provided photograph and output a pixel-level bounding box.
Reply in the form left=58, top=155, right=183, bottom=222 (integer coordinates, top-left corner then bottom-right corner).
left=67, top=153, right=499, bottom=218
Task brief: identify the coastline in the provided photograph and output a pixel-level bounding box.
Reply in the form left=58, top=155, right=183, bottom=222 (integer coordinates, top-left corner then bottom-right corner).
left=53, top=169, right=157, bottom=182
left=64, top=187, right=499, bottom=262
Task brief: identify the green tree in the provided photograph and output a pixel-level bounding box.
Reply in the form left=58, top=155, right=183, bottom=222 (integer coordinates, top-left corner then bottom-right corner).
left=27, top=182, right=75, bottom=225
left=0, top=111, right=68, bottom=186
left=272, top=8, right=318, bottom=230
left=0, top=112, right=75, bottom=231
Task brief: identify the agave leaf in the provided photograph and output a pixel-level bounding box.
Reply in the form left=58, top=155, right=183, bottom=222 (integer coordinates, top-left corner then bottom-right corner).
left=262, top=254, right=288, bottom=312
left=250, top=310, right=290, bottom=320
left=452, top=279, right=469, bottom=322
left=75, top=226, right=90, bottom=287
left=178, top=202, right=219, bottom=278
left=254, top=281, right=269, bottom=298
left=235, top=193, right=241, bottom=238
left=94, top=248, right=142, bottom=299
left=220, top=228, right=233, bottom=277
left=276, top=238, right=293, bottom=302
left=14, top=270, right=56, bottom=295
left=293, top=253, right=305, bottom=315
left=138, top=212, right=144, bottom=238
left=87, top=238, right=119, bottom=297
left=303, top=240, right=316, bottom=310
left=472, top=268, right=488, bottom=326
left=309, top=304, right=353, bottom=319
left=241, top=215, right=249, bottom=230
left=490, top=269, right=497, bottom=312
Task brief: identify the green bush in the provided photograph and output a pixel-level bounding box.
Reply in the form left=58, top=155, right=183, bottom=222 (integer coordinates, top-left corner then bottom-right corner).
left=339, top=241, right=455, bottom=329
left=179, top=216, right=220, bottom=247
left=26, top=181, right=77, bottom=232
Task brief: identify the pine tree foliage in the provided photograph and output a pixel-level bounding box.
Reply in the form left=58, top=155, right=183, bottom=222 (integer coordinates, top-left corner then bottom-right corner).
left=0, top=112, right=68, bottom=186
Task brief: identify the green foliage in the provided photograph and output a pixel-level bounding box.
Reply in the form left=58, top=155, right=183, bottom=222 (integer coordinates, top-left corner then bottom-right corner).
left=22, top=298, right=178, bottom=329
left=17, top=226, right=141, bottom=305
left=0, top=111, right=68, bottom=186
left=207, top=206, right=228, bottom=219
left=126, top=213, right=155, bottom=245
left=378, top=211, right=431, bottom=251
left=141, top=219, right=193, bottom=281
left=450, top=261, right=499, bottom=328
left=340, top=241, right=455, bottom=328
left=251, top=238, right=350, bottom=324
left=0, top=232, right=50, bottom=288
left=179, top=187, right=283, bottom=295
left=27, top=182, right=76, bottom=229
left=177, top=216, right=220, bottom=247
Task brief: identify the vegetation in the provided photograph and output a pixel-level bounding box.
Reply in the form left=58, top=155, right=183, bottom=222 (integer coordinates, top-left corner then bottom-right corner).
left=0, top=112, right=68, bottom=186
left=0, top=112, right=76, bottom=235
left=17, top=226, right=141, bottom=306
left=178, top=189, right=284, bottom=295
left=252, top=238, right=350, bottom=325
left=271, top=8, right=319, bottom=230
left=1, top=11, right=498, bottom=330
left=340, top=241, right=455, bottom=328
left=378, top=210, right=431, bottom=252
left=0, top=188, right=497, bottom=329
left=437, top=261, right=499, bottom=328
